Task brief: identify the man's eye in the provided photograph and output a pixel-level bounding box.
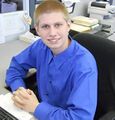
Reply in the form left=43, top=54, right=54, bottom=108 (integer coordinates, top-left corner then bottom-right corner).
left=41, top=25, right=49, bottom=29
left=55, top=23, right=62, bottom=28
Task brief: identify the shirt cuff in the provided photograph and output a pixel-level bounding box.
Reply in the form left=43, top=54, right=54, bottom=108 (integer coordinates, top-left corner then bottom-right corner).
left=33, top=102, right=54, bottom=120
left=10, top=79, right=26, bottom=91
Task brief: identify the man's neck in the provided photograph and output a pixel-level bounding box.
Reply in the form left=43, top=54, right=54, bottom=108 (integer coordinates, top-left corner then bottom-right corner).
left=52, top=39, right=71, bottom=56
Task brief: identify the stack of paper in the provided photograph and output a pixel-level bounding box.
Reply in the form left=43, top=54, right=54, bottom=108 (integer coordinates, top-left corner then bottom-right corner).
left=70, top=23, right=90, bottom=32
left=71, top=16, right=100, bottom=33
left=72, top=16, right=99, bottom=27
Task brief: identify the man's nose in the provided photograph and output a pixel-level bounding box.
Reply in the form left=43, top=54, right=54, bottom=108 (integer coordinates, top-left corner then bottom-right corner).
left=49, top=26, right=57, bottom=36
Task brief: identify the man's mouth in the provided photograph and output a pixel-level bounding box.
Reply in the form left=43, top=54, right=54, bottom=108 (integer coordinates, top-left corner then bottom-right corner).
left=48, top=38, right=60, bottom=43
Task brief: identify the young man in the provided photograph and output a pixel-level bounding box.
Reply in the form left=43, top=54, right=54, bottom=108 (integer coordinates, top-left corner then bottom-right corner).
left=5, top=1, right=98, bottom=120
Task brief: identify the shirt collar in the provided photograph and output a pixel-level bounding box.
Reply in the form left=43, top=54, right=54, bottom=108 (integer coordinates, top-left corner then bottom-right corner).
left=48, top=36, right=77, bottom=69
left=48, top=49, right=53, bottom=64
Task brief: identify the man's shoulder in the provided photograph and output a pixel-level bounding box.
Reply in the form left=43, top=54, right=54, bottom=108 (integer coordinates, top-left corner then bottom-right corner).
left=72, top=40, right=97, bottom=70
left=73, top=39, right=94, bottom=59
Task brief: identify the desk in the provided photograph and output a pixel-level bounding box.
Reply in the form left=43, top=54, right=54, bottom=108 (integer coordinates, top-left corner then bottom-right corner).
left=0, top=40, right=30, bottom=94
left=108, top=33, right=115, bottom=41
left=70, top=24, right=115, bottom=41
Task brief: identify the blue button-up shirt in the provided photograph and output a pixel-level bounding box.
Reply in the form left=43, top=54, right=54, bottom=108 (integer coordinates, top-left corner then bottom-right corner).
left=6, top=37, right=98, bottom=120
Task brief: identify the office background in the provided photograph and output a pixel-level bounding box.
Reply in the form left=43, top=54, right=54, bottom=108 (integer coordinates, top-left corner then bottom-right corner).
left=0, top=0, right=115, bottom=119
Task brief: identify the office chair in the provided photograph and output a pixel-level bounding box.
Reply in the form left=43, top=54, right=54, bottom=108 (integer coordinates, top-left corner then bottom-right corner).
left=73, top=33, right=115, bottom=120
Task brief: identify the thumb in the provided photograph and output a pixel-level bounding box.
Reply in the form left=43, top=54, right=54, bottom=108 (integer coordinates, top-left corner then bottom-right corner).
left=26, top=89, right=35, bottom=96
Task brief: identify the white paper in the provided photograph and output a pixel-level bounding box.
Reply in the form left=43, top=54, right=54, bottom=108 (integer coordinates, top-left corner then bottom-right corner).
left=0, top=93, right=35, bottom=120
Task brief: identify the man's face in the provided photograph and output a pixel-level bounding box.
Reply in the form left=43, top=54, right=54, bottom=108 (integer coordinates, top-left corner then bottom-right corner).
left=35, top=12, right=70, bottom=54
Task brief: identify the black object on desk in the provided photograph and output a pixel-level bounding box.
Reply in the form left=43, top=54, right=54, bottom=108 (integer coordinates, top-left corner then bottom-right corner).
left=0, top=106, right=18, bottom=120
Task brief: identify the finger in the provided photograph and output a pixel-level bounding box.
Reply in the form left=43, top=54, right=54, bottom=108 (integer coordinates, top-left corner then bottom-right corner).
left=13, top=91, right=22, bottom=100
left=18, top=87, right=27, bottom=93
left=26, top=89, right=33, bottom=95
left=26, top=89, right=36, bottom=97
left=13, top=101, right=24, bottom=110
left=13, top=88, right=23, bottom=95
left=13, top=91, right=20, bottom=98
left=18, top=90, right=30, bottom=99
left=15, top=87, right=25, bottom=93
left=12, top=95, right=24, bottom=105
left=13, top=88, right=29, bottom=99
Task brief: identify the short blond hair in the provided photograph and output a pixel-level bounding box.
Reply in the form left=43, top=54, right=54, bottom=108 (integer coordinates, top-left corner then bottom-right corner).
left=34, top=0, right=70, bottom=25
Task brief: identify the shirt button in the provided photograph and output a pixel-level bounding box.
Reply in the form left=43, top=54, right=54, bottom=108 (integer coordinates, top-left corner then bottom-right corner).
left=49, top=80, right=52, bottom=83
left=44, top=93, right=49, bottom=96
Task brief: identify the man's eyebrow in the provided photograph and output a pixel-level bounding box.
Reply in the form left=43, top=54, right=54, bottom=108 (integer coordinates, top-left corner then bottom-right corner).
left=40, top=23, right=49, bottom=26
left=54, top=22, right=62, bottom=24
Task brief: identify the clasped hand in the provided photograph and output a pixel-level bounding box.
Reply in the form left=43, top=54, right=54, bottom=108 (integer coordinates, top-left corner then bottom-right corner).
left=12, top=87, right=39, bottom=113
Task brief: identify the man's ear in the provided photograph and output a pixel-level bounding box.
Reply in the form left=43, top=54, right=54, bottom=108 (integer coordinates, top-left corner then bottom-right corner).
left=67, top=19, right=71, bottom=32
left=67, top=19, right=71, bottom=27
left=34, top=24, right=40, bottom=36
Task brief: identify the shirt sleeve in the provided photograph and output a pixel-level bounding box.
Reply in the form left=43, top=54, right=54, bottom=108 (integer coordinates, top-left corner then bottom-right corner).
left=33, top=67, right=98, bottom=120
left=5, top=40, right=41, bottom=91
